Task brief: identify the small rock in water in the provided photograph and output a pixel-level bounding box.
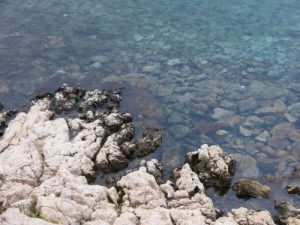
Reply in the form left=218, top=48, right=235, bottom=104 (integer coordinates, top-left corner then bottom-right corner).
left=286, top=184, right=300, bottom=195
left=255, top=131, right=270, bottom=142
left=233, top=179, right=270, bottom=198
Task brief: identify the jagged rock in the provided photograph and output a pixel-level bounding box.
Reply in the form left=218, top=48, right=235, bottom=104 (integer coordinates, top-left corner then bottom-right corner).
left=140, top=159, right=164, bottom=183
left=186, top=144, right=235, bottom=191
left=213, top=217, right=238, bottom=225
left=114, top=212, right=138, bottom=225
left=233, top=179, right=270, bottom=198
left=228, top=207, right=275, bottom=225
left=117, top=170, right=166, bottom=208
left=170, top=209, right=206, bottom=225
left=0, top=208, right=54, bottom=225
left=174, top=163, right=205, bottom=194
left=0, top=109, right=16, bottom=137
left=275, top=201, right=300, bottom=225
left=167, top=193, right=217, bottom=220
left=160, top=181, right=175, bottom=199
left=135, top=208, right=172, bottom=225
left=134, top=130, right=162, bottom=157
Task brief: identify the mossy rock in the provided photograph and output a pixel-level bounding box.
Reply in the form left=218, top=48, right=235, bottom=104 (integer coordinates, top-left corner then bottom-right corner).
left=233, top=179, right=270, bottom=198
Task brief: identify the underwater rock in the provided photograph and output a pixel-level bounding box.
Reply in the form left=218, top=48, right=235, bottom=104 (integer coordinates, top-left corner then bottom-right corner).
left=211, top=108, right=240, bottom=126
left=233, top=179, right=270, bottom=199
left=186, top=144, right=235, bottom=192
left=232, top=154, right=259, bottom=178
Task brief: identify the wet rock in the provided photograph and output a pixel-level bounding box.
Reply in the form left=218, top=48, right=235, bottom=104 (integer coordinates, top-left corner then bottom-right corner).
left=211, top=108, right=240, bottom=126
left=256, top=100, right=286, bottom=114
left=170, top=124, right=190, bottom=139
left=216, top=129, right=228, bottom=136
left=186, top=144, right=235, bottom=191
left=275, top=201, right=300, bottom=225
left=239, top=97, right=258, bottom=112
left=0, top=109, right=17, bottom=137
left=268, top=123, right=300, bottom=149
left=228, top=207, right=275, bottom=225
left=289, top=102, right=300, bottom=119
left=239, top=126, right=253, bottom=137
left=134, top=129, right=162, bottom=157
left=286, top=184, right=300, bottom=195
left=233, top=179, right=270, bottom=198
left=255, top=131, right=270, bottom=142
left=140, top=159, right=164, bottom=183
left=242, top=115, right=264, bottom=129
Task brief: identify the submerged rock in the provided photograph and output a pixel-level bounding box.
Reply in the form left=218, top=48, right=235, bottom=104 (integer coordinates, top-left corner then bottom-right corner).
left=233, top=179, right=270, bottom=199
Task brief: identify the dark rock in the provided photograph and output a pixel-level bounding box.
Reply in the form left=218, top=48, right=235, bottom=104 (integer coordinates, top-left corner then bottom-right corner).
left=135, top=129, right=162, bottom=157
left=233, top=179, right=270, bottom=199
left=286, top=184, right=300, bottom=195
left=186, top=144, right=235, bottom=193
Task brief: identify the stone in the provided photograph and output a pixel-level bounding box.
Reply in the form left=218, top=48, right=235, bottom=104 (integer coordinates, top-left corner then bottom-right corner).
left=255, top=131, right=270, bottom=142
left=186, top=144, right=235, bottom=191
left=275, top=201, right=300, bottom=225
left=229, top=207, right=275, bottom=225
left=286, top=184, right=300, bottom=195
left=0, top=208, right=54, bottom=225
left=213, top=217, right=238, bottom=225
left=233, top=179, right=270, bottom=198
left=216, top=129, right=228, bottom=136
left=174, top=163, right=205, bottom=194
left=232, top=154, right=259, bottom=178
left=239, top=97, right=258, bottom=112
left=117, top=170, right=166, bottom=208
left=239, top=126, right=253, bottom=137
left=211, top=108, right=240, bottom=126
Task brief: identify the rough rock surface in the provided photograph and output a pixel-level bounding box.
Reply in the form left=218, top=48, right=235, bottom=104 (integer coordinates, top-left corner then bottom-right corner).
left=275, top=201, right=300, bottom=225
left=228, top=207, right=275, bottom=225
left=186, top=144, right=235, bottom=192
left=0, top=86, right=280, bottom=225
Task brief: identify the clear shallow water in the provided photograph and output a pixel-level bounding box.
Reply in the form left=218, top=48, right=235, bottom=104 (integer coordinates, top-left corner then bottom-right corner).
left=1, top=0, right=300, bottom=215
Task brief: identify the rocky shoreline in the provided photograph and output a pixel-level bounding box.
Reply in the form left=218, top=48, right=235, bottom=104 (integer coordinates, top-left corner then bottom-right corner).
left=0, top=85, right=299, bottom=225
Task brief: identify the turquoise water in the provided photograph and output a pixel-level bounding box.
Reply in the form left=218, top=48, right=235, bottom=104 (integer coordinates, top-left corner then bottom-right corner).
left=1, top=0, right=300, bottom=214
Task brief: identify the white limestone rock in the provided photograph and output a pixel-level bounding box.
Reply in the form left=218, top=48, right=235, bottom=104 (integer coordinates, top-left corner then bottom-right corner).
left=228, top=207, right=275, bottom=225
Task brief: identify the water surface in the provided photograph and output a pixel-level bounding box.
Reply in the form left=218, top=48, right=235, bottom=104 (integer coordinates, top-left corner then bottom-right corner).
left=1, top=0, right=300, bottom=215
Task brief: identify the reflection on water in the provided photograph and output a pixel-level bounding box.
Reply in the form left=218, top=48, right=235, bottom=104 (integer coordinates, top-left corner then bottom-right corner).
left=1, top=0, right=300, bottom=214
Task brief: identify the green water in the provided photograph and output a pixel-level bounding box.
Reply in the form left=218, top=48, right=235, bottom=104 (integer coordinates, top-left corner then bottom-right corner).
left=1, top=0, right=300, bottom=215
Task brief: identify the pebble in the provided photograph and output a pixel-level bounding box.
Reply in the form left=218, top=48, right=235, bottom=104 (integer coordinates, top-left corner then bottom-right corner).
left=216, top=130, right=228, bottom=136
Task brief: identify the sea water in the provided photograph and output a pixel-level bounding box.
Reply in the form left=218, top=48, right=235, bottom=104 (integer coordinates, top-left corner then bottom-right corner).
left=1, top=0, right=300, bottom=214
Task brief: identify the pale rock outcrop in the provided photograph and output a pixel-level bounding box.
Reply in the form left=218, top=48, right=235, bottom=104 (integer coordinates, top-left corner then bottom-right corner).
left=213, top=217, right=238, bottom=225
left=174, top=163, right=205, bottom=194
left=117, top=169, right=166, bottom=208
left=0, top=208, right=54, bottom=225
left=228, top=207, right=275, bottom=225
